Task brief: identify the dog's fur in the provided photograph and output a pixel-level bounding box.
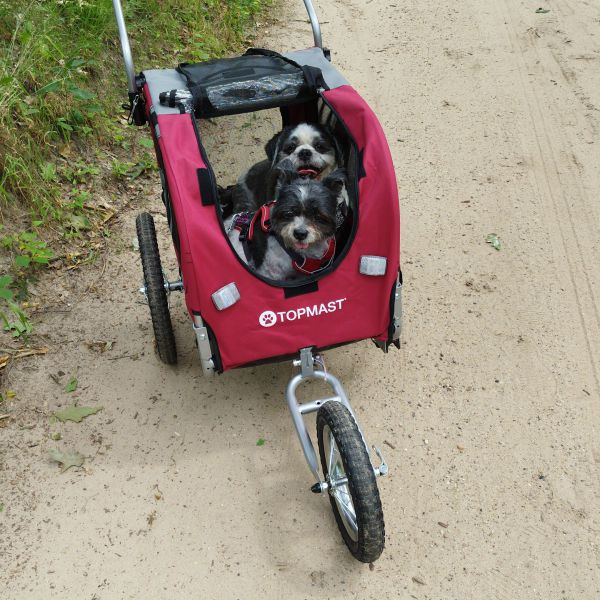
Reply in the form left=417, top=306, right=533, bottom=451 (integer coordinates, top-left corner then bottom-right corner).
left=226, top=161, right=346, bottom=281
left=232, top=123, right=343, bottom=213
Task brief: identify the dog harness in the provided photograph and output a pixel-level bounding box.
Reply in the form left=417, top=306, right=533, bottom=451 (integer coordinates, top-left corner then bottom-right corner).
left=231, top=201, right=336, bottom=275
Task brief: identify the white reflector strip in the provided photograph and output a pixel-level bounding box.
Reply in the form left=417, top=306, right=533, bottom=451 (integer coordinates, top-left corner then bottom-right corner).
left=211, top=283, right=240, bottom=310
left=360, top=255, right=387, bottom=276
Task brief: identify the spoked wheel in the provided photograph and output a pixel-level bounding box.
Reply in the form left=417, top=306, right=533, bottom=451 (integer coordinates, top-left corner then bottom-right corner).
left=136, top=212, right=177, bottom=364
left=316, top=401, right=385, bottom=563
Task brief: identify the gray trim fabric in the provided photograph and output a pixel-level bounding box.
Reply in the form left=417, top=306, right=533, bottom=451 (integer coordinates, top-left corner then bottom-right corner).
left=143, top=69, right=187, bottom=114
left=284, top=47, right=348, bottom=89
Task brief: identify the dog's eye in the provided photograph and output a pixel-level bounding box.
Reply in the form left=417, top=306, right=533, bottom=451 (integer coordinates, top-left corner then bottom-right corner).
left=314, top=142, right=329, bottom=153
left=316, top=214, right=331, bottom=224
left=283, top=143, right=297, bottom=154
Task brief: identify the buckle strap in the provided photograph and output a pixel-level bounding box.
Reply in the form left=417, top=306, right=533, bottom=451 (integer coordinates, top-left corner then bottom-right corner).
left=247, top=202, right=274, bottom=241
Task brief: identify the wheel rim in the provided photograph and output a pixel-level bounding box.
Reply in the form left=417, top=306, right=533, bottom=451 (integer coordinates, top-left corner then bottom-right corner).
left=323, top=424, right=358, bottom=541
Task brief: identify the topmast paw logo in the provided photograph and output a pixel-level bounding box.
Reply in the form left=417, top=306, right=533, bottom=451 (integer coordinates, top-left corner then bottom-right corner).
left=259, top=311, right=277, bottom=328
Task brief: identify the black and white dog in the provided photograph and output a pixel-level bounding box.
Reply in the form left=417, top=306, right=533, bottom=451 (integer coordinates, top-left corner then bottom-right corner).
left=225, top=160, right=346, bottom=281
left=231, top=123, right=344, bottom=212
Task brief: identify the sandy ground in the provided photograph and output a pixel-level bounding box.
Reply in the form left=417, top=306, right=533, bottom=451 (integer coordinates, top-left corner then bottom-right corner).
left=2, top=0, right=600, bottom=598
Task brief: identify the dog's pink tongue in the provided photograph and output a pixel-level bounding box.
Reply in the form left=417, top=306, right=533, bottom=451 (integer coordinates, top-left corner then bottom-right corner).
left=294, top=241, right=309, bottom=250
left=297, top=168, right=319, bottom=179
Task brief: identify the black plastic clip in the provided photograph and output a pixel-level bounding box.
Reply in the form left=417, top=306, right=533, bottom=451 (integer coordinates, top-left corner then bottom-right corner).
left=127, top=94, right=140, bottom=125
left=121, top=90, right=147, bottom=126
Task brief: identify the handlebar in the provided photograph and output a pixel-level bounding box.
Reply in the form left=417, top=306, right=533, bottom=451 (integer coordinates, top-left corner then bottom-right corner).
left=112, top=0, right=323, bottom=96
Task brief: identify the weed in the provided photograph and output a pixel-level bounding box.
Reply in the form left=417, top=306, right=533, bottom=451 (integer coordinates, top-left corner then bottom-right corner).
left=2, top=230, right=54, bottom=271
left=65, top=189, right=91, bottom=213
left=0, top=0, right=269, bottom=217
left=0, top=275, right=13, bottom=300
left=111, top=155, right=155, bottom=179
left=62, top=162, right=100, bottom=185
left=0, top=0, right=270, bottom=339
left=0, top=300, right=32, bottom=339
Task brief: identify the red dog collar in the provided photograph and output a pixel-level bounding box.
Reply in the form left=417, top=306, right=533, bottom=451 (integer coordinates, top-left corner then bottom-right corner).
left=292, top=237, right=336, bottom=275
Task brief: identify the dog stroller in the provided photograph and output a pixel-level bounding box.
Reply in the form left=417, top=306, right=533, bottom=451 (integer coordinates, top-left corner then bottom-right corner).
left=112, top=0, right=401, bottom=563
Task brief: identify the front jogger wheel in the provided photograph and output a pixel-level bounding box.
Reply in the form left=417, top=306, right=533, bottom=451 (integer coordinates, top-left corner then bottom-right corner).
left=136, top=212, right=177, bottom=365
left=316, top=401, right=385, bottom=563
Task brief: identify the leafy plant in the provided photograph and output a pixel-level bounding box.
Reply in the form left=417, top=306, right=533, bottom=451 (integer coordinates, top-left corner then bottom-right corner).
left=1, top=301, right=33, bottom=339
left=62, top=161, right=100, bottom=185
left=41, top=162, right=57, bottom=182
left=2, top=230, right=54, bottom=269
left=138, top=137, right=154, bottom=149
left=112, top=155, right=155, bottom=179
left=111, top=159, right=134, bottom=178
left=0, top=275, right=13, bottom=300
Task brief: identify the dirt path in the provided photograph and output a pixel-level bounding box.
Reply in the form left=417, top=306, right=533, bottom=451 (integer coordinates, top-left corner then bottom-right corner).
left=2, top=1, right=600, bottom=598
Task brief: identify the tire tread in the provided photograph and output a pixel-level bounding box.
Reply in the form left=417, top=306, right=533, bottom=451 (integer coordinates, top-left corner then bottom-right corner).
left=136, top=213, right=177, bottom=365
left=317, top=401, right=385, bottom=563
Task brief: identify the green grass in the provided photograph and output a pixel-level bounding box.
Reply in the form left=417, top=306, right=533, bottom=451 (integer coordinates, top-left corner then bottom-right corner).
left=0, top=0, right=270, bottom=339
left=0, top=0, right=268, bottom=217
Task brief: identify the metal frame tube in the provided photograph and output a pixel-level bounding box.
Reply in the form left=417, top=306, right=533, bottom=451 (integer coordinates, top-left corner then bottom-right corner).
left=302, top=0, right=323, bottom=48
left=113, top=0, right=321, bottom=92
left=112, top=0, right=137, bottom=94
left=193, top=315, right=216, bottom=377
left=286, top=369, right=357, bottom=483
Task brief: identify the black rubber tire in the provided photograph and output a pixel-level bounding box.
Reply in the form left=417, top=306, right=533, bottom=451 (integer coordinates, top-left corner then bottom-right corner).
left=317, top=401, right=385, bottom=563
left=136, top=212, right=177, bottom=364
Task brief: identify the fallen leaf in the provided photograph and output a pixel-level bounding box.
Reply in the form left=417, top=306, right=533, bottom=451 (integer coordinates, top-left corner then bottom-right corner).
left=0, top=347, right=49, bottom=370
left=50, top=432, right=62, bottom=441
left=535, top=7, right=550, bottom=13
left=49, top=448, right=85, bottom=472
left=68, top=214, right=91, bottom=231
left=53, top=405, right=103, bottom=423
left=64, top=377, right=78, bottom=393
left=438, top=521, right=449, bottom=528
left=153, top=483, right=163, bottom=501
left=412, top=576, right=426, bottom=585
left=85, top=340, right=114, bottom=353
left=58, top=144, right=73, bottom=159
left=256, top=438, right=266, bottom=446
left=486, top=233, right=501, bottom=251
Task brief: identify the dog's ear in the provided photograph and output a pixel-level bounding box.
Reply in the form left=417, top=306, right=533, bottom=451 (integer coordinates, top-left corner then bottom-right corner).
left=274, top=158, right=298, bottom=185
left=264, top=131, right=282, bottom=164
left=265, top=126, right=296, bottom=164
left=322, top=168, right=347, bottom=196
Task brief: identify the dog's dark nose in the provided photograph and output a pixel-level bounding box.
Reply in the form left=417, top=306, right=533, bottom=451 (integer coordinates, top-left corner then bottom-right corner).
left=293, top=228, right=308, bottom=241
left=298, top=148, right=312, bottom=161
